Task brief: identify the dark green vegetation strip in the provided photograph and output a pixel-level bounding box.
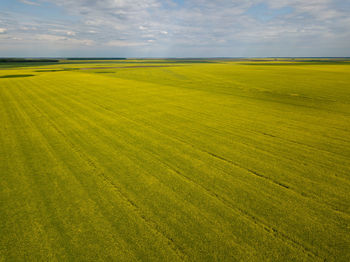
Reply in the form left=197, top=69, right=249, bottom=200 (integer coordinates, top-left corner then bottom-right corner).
left=0, top=62, right=59, bottom=69
left=0, top=58, right=59, bottom=63
left=0, top=61, right=349, bottom=261
left=0, top=74, right=35, bottom=78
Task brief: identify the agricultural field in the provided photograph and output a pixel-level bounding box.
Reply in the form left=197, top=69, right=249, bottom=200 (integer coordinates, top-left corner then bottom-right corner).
left=0, top=59, right=349, bottom=261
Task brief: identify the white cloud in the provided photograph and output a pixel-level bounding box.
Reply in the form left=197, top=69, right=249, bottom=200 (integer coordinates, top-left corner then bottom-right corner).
left=34, top=34, right=94, bottom=46
left=106, top=40, right=149, bottom=47
left=36, top=34, right=67, bottom=41
left=0, top=28, right=7, bottom=34
left=19, top=0, right=40, bottom=6
left=12, top=37, right=23, bottom=40
left=66, top=31, right=76, bottom=36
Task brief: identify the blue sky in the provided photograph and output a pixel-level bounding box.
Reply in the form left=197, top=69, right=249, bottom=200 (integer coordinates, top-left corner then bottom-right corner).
left=0, top=0, right=349, bottom=57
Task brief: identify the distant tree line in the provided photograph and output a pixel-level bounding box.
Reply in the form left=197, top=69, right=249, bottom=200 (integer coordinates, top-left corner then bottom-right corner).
left=0, top=58, right=59, bottom=63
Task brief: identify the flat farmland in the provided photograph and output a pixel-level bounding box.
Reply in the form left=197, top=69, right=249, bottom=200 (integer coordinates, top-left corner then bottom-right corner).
left=0, top=60, right=349, bottom=261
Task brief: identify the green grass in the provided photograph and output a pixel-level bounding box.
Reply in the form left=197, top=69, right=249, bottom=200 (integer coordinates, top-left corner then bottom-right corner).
left=0, top=60, right=349, bottom=261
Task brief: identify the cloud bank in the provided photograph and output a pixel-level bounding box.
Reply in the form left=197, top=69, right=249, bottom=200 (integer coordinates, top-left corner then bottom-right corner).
left=0, top=0, right=349, bottom=57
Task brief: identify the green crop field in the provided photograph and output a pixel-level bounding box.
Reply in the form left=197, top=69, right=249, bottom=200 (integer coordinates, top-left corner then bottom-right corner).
left=0, top=59, right=349, bottom=261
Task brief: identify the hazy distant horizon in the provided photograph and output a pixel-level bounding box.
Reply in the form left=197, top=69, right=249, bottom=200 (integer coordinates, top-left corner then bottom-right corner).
left=1, top=57, right=350, bottom=60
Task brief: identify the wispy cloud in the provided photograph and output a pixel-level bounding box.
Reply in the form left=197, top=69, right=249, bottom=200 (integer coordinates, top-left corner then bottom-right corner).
left=106, top=40, right=150, bottom=47
left=19, top=0, right=40, bottom=6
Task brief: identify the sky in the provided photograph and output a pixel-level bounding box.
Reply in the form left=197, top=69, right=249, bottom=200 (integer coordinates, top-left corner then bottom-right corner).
left=0, top=0, right=349, bottom=57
